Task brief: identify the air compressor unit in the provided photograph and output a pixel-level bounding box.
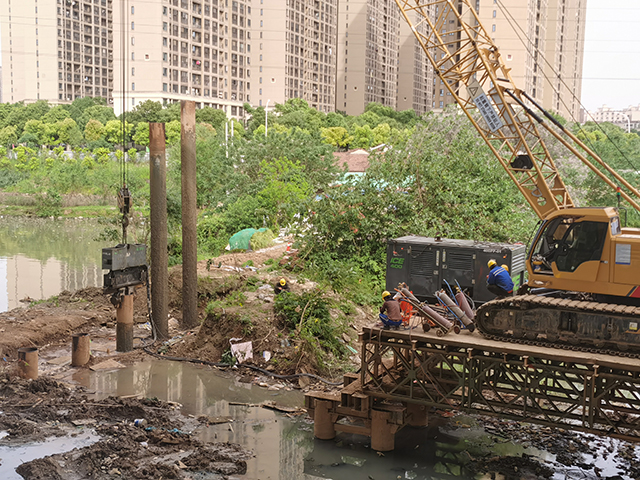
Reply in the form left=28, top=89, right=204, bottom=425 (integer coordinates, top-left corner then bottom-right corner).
left=386, top=236, right=527, bottom=305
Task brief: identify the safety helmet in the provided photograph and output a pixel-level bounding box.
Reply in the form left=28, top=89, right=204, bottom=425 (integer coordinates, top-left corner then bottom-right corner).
left=501, top=264, right=509, bottom=272
left=487, top=259, right=497, bottom=269
left=279, top=278, right=286, bottom=286
left=382, top=290, right=391, bottom=300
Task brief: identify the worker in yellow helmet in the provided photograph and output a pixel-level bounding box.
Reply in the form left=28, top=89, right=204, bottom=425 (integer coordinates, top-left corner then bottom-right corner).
left=379, top=290, right=403, bottom=329
left=274, top=278, right=290, bottom=295
left=486, top=260, right=514, bottom=298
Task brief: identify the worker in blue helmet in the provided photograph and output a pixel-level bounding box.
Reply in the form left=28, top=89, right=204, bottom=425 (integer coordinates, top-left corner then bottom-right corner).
left=486, top=259, right=514, bottom=298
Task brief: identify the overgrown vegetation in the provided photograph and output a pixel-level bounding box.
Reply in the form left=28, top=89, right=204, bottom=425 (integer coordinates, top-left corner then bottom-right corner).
left=2, top=97, right=639, bottom=369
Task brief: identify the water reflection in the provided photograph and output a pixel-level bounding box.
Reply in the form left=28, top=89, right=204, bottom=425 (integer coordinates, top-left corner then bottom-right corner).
left=70, top=361, right=627, bottom=480
left=0, top=217, right=112, bottom=311
left=81, top=361, right=314, bottom=479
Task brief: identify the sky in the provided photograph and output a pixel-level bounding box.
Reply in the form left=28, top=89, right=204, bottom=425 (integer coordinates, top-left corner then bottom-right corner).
left=581, top=0, right=640, bottom=111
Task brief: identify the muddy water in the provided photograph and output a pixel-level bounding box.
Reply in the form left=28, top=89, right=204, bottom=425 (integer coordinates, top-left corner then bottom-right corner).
left=0, top=217, right=112, bottom=312
left=65, top=361, right=634, bottom=480
left=0, top=430, right=100, bottom=480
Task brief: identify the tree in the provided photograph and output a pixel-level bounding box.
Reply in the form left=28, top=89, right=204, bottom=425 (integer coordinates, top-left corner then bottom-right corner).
left=84, top=119, right=105, bottom=142
left=352, top=124, right=375, bottom=148
left=165, top=120, right=181, bottom=144
left=160, top=103, right=181, bottom=123
left=0, top=125, right=18, bottom=146
left=68, top=97, right=107, bottom=124
left=42, top=105, right=71, bottom=124
left=23, top=120, right=48, bottom=145
left=104, top=120, right=133, bottom=145
left=128, top=100, right=164, bottom=123
left=78, top=105, right=116, bottom=130
left=195, top=107, right=227, bottom=130
left=132, top=122, right=150, bottom=147
left=321, top=127, right=353, bottom=149
left=55, top=118, right=84, bottom=146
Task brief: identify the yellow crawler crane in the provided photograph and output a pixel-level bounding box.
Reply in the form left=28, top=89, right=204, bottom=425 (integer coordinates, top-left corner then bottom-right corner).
left=395, top=0, right=640, bottom=351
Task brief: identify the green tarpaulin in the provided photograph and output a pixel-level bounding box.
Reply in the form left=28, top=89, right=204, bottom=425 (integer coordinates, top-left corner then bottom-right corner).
left=228, top=228, right=267, bottom=251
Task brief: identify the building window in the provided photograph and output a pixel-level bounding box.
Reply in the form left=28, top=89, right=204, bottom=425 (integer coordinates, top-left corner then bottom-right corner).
left=132, top=67, right=135, bottom=76
left=132, top=83, right=135, bottom=91
left=131, top=22, right=134, bottom=30
left=492, top=24, right=496, bottom=32
left=131, top=6, right=135, bottom=14
left=131, top=37, right=135, bottom=45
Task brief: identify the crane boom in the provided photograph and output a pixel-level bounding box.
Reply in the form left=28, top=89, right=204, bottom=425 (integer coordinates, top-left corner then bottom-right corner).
left=395, top=0, right=640, bottom=219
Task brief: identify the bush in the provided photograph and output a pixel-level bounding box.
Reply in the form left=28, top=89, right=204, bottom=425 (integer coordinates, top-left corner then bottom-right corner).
left=250, top=229, right=275, bottom=250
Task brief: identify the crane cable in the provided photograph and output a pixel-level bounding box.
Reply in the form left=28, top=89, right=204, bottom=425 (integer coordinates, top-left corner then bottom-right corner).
left=118, top=0, right=131, bottom=245
left=494, top=0, right=640, bottom=176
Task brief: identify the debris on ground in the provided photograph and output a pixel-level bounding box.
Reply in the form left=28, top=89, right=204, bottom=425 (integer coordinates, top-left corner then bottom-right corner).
left=0, top=373, right=252, bottom=479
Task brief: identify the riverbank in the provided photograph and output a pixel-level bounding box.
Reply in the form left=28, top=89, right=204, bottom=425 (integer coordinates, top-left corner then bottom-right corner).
left=2, top=246, right=640, bottom=479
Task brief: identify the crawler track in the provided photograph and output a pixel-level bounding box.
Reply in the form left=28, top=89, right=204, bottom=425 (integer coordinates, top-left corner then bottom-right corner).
left=476, top=294, right=640, bottom=358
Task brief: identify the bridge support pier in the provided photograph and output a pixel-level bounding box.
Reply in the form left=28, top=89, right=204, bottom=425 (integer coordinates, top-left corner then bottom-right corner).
left=406, top=402, right=429, bottom=427
left=371, top=409, right=395, bottom=451
left=314, top=400, right=337, bottom=440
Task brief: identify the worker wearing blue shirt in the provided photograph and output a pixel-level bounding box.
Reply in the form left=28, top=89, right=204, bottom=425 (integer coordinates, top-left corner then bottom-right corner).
left=486, top=259, right=514, bottom=298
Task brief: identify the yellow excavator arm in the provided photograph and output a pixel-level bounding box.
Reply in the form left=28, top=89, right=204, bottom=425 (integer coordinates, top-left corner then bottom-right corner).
left=395, top=0, right=640, bottom=219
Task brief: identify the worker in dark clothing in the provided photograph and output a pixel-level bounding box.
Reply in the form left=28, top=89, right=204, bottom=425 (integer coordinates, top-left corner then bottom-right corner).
left=486, top=259, right=514, bottom=298
left=379, top=290, right=403, bottom=329
left=274, top=278, right=290, bottom=295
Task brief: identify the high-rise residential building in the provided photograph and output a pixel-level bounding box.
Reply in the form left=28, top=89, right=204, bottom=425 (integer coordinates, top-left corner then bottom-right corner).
left=476, top=0, right=585, bottom=120
left=425, top=1, right=585, bottom=119
left=541, top=0, right=586, bottom=120
left=113, top=0, right=251, bottom=118
left=397, top=9, right=434, bottom=116
left=0, top=0, right=114, bottom=104
left=337, top=0, right=400, bottom=115
left=256, top=0, right=337, bottom=113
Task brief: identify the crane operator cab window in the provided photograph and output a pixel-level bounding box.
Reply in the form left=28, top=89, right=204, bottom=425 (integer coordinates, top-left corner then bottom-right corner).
left=531, top=217, right=608, bottom=274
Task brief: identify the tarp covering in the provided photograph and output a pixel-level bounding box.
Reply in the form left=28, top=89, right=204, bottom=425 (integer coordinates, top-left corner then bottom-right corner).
left=228, top=228, right=267, bottom=251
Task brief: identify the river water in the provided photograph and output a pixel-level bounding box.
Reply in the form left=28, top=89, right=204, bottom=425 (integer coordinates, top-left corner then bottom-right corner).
left=0, top=218, right=636, bottom=479
left=0, top=216, right=112, bottom=312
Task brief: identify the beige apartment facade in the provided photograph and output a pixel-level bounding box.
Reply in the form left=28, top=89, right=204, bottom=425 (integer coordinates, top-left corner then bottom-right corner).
left=397, top=9, right=434, bottom=116
left=542, top=0, right=586, bottom=120
left=256, top=0, right=337, bottom=113
left=428, top=0, right=585, bottom=120
left=1, top=0, right=113, bottom=105
left=113, top=0, right=251, bottom=118
left=337, top=0, right=400, bottom=116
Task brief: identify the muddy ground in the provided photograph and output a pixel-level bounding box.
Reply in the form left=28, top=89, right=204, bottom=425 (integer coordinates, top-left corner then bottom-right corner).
left=1, top=244, right=640, bottom=479
left=0, top=374, right=252, bottom=479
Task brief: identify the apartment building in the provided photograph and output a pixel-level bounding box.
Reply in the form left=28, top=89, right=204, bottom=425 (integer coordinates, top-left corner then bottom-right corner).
left=256, top=0, right=337, bottom=113
left=397, top=10, right=434, bottom=116
left=113, top=0, right=250, bottom=117
left=426, top=1, right=585, bottom=119
left=541, top=0, right=586, bottom=120
left=588, top=105, right=640, bottom=132
left=0, top=0, right=113, bottom=104
left=475, top=0, right=585, bottom=120
left=337, top=0, right=400, bottom=116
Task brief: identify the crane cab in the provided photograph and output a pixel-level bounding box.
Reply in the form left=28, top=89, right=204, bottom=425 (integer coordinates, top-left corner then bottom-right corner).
left=527, top=207, right=640, bottom=301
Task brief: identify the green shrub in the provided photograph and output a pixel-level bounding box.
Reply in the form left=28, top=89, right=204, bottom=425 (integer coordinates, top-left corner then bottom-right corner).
left=250, top=229, right=275, bottom=250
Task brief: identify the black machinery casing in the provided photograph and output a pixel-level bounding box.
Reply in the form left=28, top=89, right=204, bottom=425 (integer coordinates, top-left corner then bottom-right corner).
left=102, top=244, right=148, bottom=292
left=386, top=236, right=526, bottom=305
